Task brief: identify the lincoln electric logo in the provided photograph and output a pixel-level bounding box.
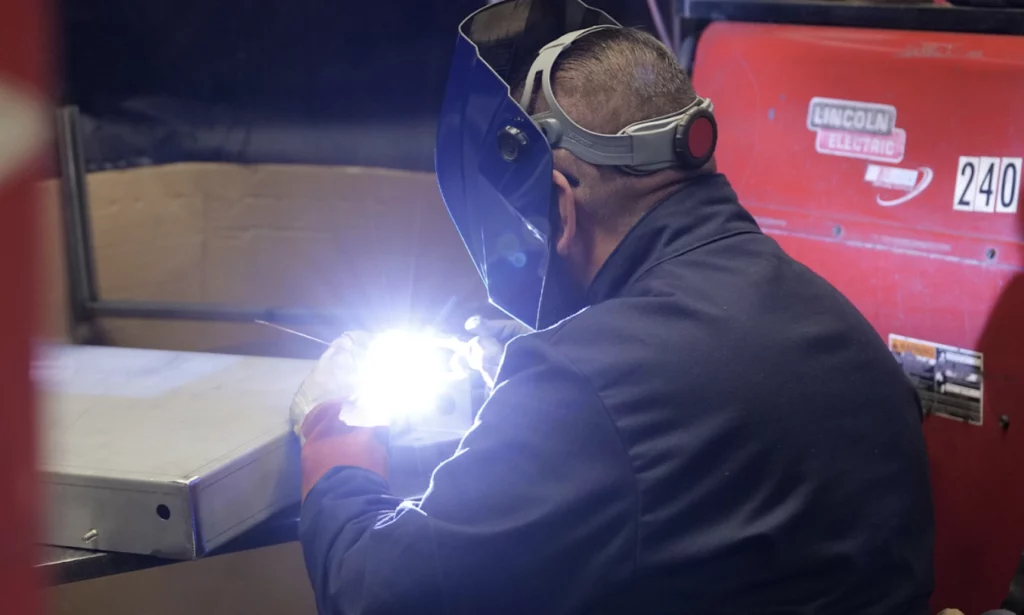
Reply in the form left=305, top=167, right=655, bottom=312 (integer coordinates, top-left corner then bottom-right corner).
left=806, top=97, right=906, bottom=164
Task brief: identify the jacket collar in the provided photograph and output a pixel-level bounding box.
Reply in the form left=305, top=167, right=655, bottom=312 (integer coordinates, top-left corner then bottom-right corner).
left=585, top=173, right=761, bottom=304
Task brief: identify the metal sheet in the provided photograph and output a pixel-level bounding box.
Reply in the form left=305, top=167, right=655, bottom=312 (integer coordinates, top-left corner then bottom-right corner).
left=40, top=345, right=312, bottom=559
left=40, top=343, right=473, bottom=560
left=40, top=344, right=474, bottom=560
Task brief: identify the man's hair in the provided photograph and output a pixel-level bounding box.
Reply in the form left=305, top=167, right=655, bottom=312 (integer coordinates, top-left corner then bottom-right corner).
left=522, top=27, right=697, bottom=136
left=516, top=27, right=701, bottom=230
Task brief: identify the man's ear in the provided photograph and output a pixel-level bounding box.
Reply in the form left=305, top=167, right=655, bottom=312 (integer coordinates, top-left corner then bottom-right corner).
left=552, top=169, right=576, bottom=257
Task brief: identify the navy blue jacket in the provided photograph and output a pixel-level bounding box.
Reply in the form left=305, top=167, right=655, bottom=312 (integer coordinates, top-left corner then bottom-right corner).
left=299, top=173, right=934, bottom=615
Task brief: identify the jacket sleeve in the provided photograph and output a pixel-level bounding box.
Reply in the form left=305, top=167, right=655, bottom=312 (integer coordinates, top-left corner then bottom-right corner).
left=298, top=334, right=638, bottom=615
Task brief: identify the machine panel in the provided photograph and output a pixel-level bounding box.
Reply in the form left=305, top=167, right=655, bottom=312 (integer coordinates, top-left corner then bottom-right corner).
left=693, top=22, right=1024, bottom=613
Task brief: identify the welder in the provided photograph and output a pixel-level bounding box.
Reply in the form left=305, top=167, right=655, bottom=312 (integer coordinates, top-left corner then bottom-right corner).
left=291, top=1, right=934, bottom=613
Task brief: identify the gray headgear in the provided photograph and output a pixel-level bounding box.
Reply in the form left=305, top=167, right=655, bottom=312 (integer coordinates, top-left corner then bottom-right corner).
left=517, top=25, right=717, bottom=174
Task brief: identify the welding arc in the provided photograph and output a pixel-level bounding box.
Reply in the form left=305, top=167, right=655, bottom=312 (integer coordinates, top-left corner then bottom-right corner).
left=255, top=320, right=330, bottom=346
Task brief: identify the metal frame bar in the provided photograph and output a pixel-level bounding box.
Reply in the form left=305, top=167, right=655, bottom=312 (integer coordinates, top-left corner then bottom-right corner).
left=55, top=106, right=100, bottom=340
left=55, top=105, right=354, bottom=333
left=92, top=301, right=357, bottom=325
left=671, top=0, right=1024, bottom=72
left=675, top=0, right=1024, bottom=36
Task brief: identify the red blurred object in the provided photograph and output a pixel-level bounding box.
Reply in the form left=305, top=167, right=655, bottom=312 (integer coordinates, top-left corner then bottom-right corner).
left=693, top=22, right=1024, bottom=614
left=0, top=1, right=49, bottom=613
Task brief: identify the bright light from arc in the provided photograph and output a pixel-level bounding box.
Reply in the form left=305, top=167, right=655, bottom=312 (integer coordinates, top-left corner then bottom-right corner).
left=353, top=330, right=467, bottom=425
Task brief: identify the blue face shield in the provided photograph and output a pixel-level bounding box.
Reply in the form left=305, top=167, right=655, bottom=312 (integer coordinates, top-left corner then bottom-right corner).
left=435, top=0, right=618, bottom=329
left=436, top=0, right=716, bottom=329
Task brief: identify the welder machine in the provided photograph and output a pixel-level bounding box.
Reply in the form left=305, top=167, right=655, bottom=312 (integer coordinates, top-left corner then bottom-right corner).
left=677, top=0, right=1024, bottom=611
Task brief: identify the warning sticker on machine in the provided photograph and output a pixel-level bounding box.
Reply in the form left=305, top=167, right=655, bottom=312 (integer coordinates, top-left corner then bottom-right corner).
left=807, top=97, right=906, bottom=164
left=889, top=334, right=983, bottom=425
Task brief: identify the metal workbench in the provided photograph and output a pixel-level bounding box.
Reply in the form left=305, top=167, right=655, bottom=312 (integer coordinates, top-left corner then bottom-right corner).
left=38, top=344, right=467, bottom=584
left=38, top=504, right=301, bottom=585
left=39, top=505, right=297, bottom=585
left=41, top=436, right=459, bottom=586
left=39, top=345, right=312, bottom=560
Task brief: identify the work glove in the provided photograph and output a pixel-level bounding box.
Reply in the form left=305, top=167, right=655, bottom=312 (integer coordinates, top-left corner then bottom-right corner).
left=290, top=332, right=390, bottom=498
left=464, top=316, right=532, bottom=389
left=291, top=332, right=361, bottom=442
left=290, top=330, right=399, bottom=443
left=299, top=399, right=389, bottom=498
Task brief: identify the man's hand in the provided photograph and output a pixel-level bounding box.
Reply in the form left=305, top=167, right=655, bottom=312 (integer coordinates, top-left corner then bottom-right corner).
left=464, top=316, right=532, bottom=389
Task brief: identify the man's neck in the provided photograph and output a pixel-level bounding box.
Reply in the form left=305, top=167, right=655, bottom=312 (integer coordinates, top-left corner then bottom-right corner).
left=579, top=172, right=695, bottom=286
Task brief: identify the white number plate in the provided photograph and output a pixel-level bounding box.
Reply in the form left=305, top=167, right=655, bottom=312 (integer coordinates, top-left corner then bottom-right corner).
left=955, top=156, right=1022, bottom=214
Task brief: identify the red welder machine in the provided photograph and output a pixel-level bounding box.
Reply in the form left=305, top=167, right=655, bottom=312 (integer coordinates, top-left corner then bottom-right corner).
left=678, top=1, right=1024, bottom=612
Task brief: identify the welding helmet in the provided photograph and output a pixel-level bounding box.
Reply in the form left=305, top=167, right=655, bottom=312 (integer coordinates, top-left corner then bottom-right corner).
left=435, top=0, right=717, bottom=329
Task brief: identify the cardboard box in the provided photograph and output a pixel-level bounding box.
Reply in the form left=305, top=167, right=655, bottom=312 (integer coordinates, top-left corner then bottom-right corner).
left=37, top=162, right=487, bottom=356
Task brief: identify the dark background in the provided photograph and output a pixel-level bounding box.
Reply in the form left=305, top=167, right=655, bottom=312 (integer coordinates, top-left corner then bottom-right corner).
left=56, top=0, right=663, bottom=172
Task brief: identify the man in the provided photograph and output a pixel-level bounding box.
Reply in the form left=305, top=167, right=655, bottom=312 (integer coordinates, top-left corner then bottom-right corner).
left=293, top=1, right=934, bottom=613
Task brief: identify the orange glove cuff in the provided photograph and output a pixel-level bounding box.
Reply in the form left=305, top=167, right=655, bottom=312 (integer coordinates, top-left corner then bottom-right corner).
left=300, top=401, right=390, bottom=499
